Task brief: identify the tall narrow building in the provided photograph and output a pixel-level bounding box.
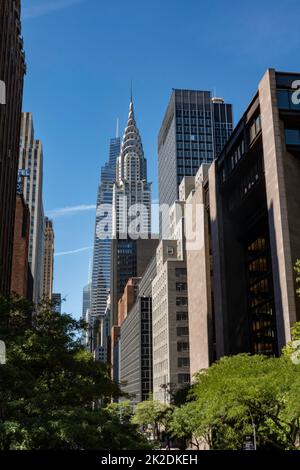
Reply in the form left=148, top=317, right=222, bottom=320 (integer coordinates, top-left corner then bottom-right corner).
left=158, top=89, right=233, bottom=236
left=19, top=113, right=45, bottom=303
left=91, top=135, right=121, bottom=321
left=0, top=0, right=26, bottom=295
left=42, top=217, right=54, bottom=300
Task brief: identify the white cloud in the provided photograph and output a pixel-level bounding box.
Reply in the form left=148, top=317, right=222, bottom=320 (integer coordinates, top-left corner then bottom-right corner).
left=47, top=204, right=96, bottom=218
left=55, top=246, right=92, bottom=257
left=22, top=0, right=85, bottom=20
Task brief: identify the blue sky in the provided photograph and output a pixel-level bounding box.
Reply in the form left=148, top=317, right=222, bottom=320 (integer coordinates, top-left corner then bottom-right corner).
left=21, top=0, right=300, bottom=319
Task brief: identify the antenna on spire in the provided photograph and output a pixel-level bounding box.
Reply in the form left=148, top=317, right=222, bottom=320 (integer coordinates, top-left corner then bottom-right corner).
left=116, top=118, right=119, bottom=138
left=130, top=79, right=133, bottom=103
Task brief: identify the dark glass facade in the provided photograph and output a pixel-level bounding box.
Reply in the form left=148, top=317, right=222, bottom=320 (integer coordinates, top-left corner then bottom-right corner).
left=0, top=0, right=26, bottom=294
left=158, top=89, right=233, bottom=235
left=213, top=69, right=300, bottom=356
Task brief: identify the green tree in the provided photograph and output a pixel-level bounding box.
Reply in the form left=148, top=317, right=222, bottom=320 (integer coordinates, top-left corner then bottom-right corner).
left=0, top=296, right=149, bottom=450
left=131, top=399, right=173, bottom=442
left=169, top=401, right=211, bottom=449
left=295, top=259, right=300, bottom=297
left=190, top=354, right=300, bottom=449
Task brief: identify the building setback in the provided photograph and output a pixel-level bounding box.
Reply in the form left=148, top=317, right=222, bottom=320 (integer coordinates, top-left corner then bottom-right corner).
left=158, top=89, right=233, bottom=237
left=42, top=217, right=54, bottom=300
left=0, top=0, right=26, bottom=295
left=120, top=256, right=156, bottom=404
left=187, top=69, right=300, bottom=377
left=19, top=113, right=45, bottom=303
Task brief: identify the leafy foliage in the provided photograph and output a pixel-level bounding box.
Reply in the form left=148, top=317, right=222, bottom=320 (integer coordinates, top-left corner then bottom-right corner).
left=0, top=296, right=149, bottom=450
left=169, top=353, right=300, bottom=449
left=131, top=399, right=173, bottom=441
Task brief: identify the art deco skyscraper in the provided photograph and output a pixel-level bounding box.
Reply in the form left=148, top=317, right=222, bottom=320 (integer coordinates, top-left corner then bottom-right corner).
left=113, top=96, right=152, bottom=238
left=0, top=0, right=26, bottom=294
left=19, top=113, right=45, bottom=303
left=110, top=97, right=153, bottom=325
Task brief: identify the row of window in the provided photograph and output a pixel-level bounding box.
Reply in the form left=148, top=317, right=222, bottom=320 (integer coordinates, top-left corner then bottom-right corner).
left=249, top=115, right=261, bottom=143
left=177, top=150, right=213, bottom=158
left=228, top=161, right=260, bottom=211
left=178, top=357, right=190, bottom=368
left=176, top=110, right=211, bottom=117
left=177, top=123, right=211, bottom=132
left=177, top=142, right=213, bottom=150
left=176, top=312, right=188, bottom=321
left=177, top=341, right=189, bottom=352
left=177, top=133, right=212, bottom=142
left=176, top=297, right=188, bottom=306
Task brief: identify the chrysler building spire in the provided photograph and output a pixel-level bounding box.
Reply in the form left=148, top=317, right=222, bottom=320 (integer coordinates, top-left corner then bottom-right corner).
left=113, top=95, right=151, bottom=238
left=117, top=95, right=146, bottom=183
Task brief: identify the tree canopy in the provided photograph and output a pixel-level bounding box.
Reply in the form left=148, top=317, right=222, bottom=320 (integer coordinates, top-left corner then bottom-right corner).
left=0, top=296, right=149, bottom=450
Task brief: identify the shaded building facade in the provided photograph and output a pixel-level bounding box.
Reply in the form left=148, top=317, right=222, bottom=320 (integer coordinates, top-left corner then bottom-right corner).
left=0, top=0, right=26, bottom=294
left=187, top=69, right=300, bottom=377
left=120, top=257, right=156, bottom=404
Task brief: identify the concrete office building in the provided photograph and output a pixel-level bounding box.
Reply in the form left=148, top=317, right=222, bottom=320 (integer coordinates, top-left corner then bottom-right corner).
left=185, top=164, right=215, bottom=376
left=42, top=217, right=54, bottom=300
left=152, top=185, right=192, bottom=403
left=110, top=238, right=158, bottom=381
left=187, top=69, right=300, bottom=376
left=158, top=89, right=233, bottom=236
left=0, top=0, right=26, bottom=294
left=19, top=113, right=45, bottom=303
left=120, top=256, right=156, bottom=404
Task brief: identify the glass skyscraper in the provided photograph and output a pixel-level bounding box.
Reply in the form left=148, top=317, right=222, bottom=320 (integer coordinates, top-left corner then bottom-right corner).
left=158, top=89, right=233, bottom=236
left=90, top=136, right=121, bottom=320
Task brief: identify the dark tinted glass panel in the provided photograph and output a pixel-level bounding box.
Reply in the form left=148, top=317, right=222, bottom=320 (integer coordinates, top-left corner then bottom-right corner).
left=277, top=90, right=290, bottom=109
left=285, top=129, right=300, bottom=145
